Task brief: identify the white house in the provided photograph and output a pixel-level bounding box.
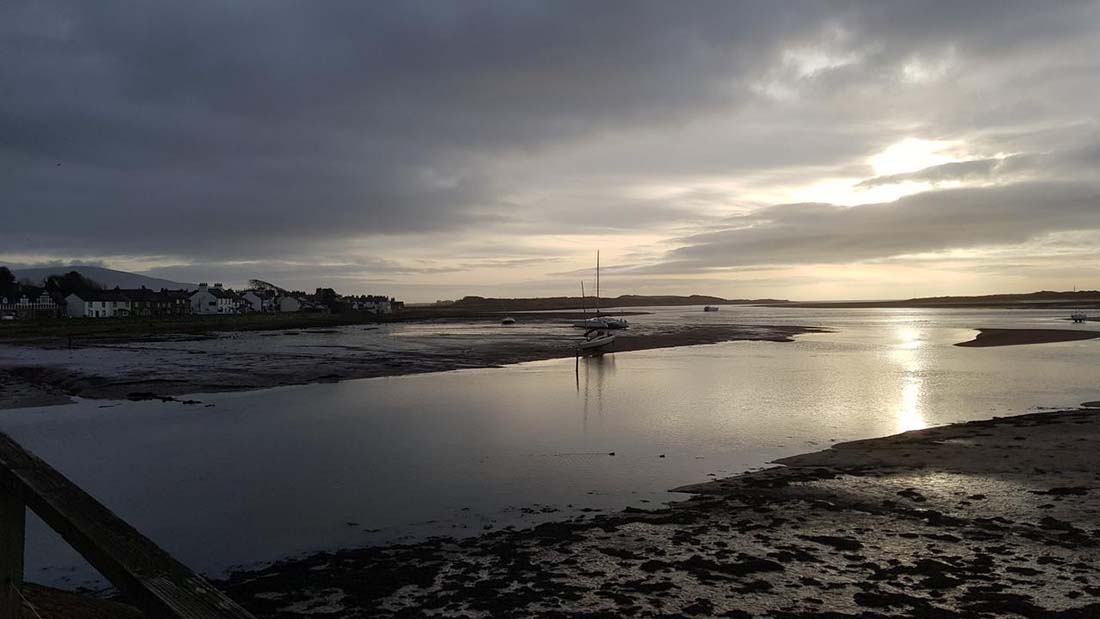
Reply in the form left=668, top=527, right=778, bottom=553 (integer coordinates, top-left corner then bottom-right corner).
left=65, top=290, right=132, bottom=318
left=241, top=290, right=303, bottom=312
left=189, top=283, right=241, bottom=315
left=242, top=290, right=277, bottom=313
left=352, top=295, right=392, bottom=314
left=278, top=296, right=302, bottom=312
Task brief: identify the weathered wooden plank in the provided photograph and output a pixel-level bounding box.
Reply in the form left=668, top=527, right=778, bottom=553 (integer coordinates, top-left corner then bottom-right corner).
left=20, top=583, right=143, bottom=618
left=0, top=478, right=24, bottom=619
left=0, top=433, right=254, bottom=618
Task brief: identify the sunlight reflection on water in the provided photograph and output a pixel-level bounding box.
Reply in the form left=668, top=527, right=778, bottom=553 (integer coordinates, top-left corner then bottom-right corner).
left=893, top=325, right=929, bottom=432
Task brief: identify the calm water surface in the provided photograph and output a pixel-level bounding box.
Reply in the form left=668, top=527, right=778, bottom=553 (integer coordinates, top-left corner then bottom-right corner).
left=2, top=306, right=1098, bottom=587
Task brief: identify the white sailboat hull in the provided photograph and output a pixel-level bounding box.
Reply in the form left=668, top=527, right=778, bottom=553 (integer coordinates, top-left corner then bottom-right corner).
left=572, top=317, right=628, bottom=329
left=573, top=317, right=610, bottom=329
left=578, top=333, right=616, bottom=350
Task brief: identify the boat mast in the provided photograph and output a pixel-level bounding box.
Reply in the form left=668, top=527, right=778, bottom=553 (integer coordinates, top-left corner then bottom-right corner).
left=596, top=250, right=600, bottom=317
left=581, top=281, right=587, bottom=316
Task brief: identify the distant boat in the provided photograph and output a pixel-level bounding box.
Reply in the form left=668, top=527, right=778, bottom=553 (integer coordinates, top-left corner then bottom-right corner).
left=1071, top=311, right=1088, bottom=323
left=572, top=251, right=628, bottom=330
left=703, top=305, right=719, bottom=312
left=602, top=316, right=629, bottom=329
left=575, top=316, right=629, bottom=329
left=501, top=317, right=516, bottom=325
left=575, top=316, right=611, bottom=329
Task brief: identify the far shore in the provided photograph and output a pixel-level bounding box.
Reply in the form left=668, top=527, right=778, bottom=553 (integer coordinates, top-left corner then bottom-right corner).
left=763, top=290, right=1100, bottom=310
left=956, top=327, right=1100, bottom=347
left=219, top=405, right=1100, bottom=617
left=770, top=300, right=1100, bottom=310
left=0, top=319, right=825, bottom=410
left=0, top=309, right=648, bottom=348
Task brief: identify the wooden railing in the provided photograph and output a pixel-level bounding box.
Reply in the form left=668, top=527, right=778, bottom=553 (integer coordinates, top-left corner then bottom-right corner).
left=0, top=432, right=255, bottom=618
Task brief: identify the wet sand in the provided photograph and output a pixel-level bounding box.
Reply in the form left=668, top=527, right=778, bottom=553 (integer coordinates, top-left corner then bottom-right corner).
left=0, top=368, right=76, bottom=409
left=219, top=407, right=1100, bottom=617
left=956, top=328, right=1100, bottom=347
left=0, top=322, right=822, bottom=410
left=15, top=315, right=1096, bottom=615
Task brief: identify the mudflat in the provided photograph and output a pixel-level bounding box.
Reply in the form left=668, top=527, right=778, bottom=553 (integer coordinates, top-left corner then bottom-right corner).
left=220, top=407, right=1100, bottom=618
left=0, top=320, right=823, bottom=410
left=955, top=328, right=1100, bottom=347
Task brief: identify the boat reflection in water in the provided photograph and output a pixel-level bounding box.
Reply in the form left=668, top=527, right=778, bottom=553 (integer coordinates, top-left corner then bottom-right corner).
left=577, top=353, right=616, bottom=426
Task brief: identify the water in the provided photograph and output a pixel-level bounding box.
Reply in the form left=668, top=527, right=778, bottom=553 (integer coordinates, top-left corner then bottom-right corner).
left=2, top=306, right=1098, bottom=588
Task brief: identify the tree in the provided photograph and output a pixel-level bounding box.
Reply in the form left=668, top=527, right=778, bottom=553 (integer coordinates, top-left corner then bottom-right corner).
left=314, top=287, right=338, bottom=302
left=0, top=267, right=15, bottom=300
left=249, top=279, right=287, bottom=294
left=44, top=271, right=103, bottom=297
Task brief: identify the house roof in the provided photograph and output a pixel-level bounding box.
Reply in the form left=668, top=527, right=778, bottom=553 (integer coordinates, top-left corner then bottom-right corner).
left=244, top=290, right=276, bottom=299
left=69, top=288, right=192, bottom=302
left=191, top=287, right=239, bottom=299
left=119, top=288, right=191, bottom=302
left=69, top=289, right=131, bottom=302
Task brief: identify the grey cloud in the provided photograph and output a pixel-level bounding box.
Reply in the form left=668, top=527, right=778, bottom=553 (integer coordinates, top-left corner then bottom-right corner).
left=140, top=254, right=563, bottom=292
left=857, top=159, right=1004, bottom=188
left=3, top=0, right=1099, bottom=291
left=647, top=181, right=1100, bottom=273
left=3, top=1, right=835, bottom=259
left=5, top=259, right=108, bottom=270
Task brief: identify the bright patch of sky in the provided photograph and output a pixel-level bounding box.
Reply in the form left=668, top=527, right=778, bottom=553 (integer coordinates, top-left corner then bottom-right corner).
left=869, top=138, right=961, bottom=176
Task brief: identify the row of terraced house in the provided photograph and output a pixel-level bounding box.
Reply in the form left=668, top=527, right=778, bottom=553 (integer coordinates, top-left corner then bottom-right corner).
left=2, top=282, right=399, bottom=319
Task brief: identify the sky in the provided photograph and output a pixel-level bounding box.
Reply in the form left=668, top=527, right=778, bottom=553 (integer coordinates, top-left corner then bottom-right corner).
left=3, top=1, right=1100, bottom=302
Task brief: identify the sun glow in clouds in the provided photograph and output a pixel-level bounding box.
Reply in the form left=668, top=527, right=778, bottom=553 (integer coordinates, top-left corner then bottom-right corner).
left=870, top=138, right=960, bottom=176
left=789, top=178, right=925, bottom=206
left=782, top=138, right=966, bottom=207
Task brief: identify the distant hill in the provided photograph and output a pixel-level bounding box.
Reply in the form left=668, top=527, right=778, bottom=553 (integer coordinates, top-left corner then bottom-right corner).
left=775, top=290, right=1100, bottom=309
left=11, top=265, right=196, bottom=291
left=904, top=290, right=1100, bottom=304
left=447, top=294, right=787, bottom=312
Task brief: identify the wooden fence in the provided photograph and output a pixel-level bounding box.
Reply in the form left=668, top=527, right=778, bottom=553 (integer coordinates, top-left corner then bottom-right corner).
left=0, top=432, right=255, bottom=618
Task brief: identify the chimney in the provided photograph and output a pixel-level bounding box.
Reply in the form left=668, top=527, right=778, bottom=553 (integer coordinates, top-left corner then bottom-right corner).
left=199, top=283, right=208, bottom=290
left=213, top=283, right=223, bottom=289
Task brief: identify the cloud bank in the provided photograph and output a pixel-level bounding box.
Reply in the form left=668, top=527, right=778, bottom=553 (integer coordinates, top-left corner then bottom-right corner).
left=3, top=1, right=1099, bottom=298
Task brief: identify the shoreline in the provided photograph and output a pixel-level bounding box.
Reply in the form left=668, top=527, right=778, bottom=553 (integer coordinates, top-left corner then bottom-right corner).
left=0, top=310, right=648, bottom=349
left=219, top=406, right=1100, bottom=617
left=0, top=321, right=825, bottom=410
left=765, top=298, right=1100, bottom=310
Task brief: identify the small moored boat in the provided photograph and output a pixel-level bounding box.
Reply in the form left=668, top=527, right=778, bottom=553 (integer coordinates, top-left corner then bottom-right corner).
left=578, top=329, right=615, bottom=352
left=703, top=306, right=719, bottom=312
left=574, top=316, right=609, bottom=329
left=501, top=317, right=516, bottom=325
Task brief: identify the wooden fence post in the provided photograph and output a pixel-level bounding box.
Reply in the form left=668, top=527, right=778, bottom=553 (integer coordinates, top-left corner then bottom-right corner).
left=0, top=479, right=24, bottom=619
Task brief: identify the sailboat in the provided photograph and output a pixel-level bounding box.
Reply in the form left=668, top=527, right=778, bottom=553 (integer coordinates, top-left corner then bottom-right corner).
left=573, top=252, right=619, bottom=353
left=578, top=329, right=616, bottom=351
left=572, top=251, right=628, bottom=330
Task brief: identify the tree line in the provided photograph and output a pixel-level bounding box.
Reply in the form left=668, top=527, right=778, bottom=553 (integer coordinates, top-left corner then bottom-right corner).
left=0, top=267, right=103, bottom=302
